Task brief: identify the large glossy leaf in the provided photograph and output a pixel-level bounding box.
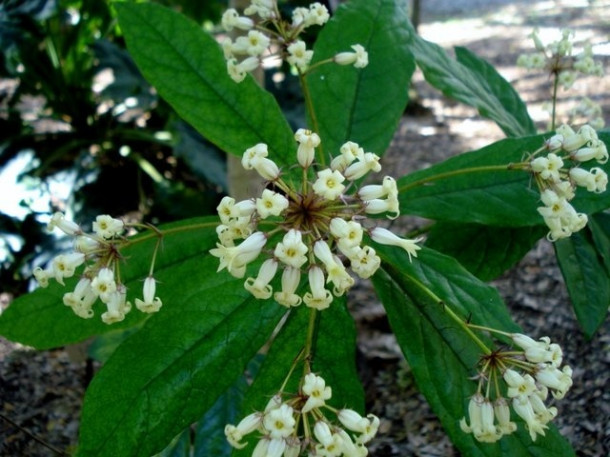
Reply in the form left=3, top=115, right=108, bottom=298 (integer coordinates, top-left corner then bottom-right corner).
left=0, top=217, right=218, bottom=349
left=555, top=222, right=610, bottom=338
left=306, top=0, right=415, bottom=162
left=425, top=222, right=547, bottom=281
left=115, top=3, right=295, bottom=166
left=234, top=298, right=364, bottom=456
left=372, top=245, right=576, bottom=457
left=398, top=133, right=610, bottom=226
left=76, top=254, right=286, bottom=457
left=410, top=35, right=535, bottom=137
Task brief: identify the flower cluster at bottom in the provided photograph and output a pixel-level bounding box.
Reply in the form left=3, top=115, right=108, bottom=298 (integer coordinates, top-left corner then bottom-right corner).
left=460, top=332, right=572, bottom=443
left=225, top=373, right=379, bottom=456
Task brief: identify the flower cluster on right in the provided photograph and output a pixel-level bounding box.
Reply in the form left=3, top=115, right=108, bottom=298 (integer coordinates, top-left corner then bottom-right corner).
left=460, top=333, right=572, bottom=443
left=529, top=123, right=608, bottom=241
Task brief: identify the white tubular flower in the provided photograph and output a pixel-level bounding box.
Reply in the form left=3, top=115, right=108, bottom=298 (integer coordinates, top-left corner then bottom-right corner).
left=313, top=239, right=335, bottom=266
left=274, top=267, right=302, bottom=307
left=572, top=140, right=608, bottom=164
left=301, top=373, right=332, bottom=413
left=364, top=197, right=399, bottom=219
left=256, top=189, right=289, bottom=219
left=243, top=143, right=269, bottom=170
left=460, top=393, right=484, bottom=436
left=313, top=421, right=334, bottom=446
left=225, top=412, right=262, bottom=449
left=344, top=152, right=381, bottom=181
left=101, top=286, right=130, bottom=325
left=235, top=31, right=270, bottom=57
left=294, top=128, right=320, bottom=168
left=337, top=220, right=364, bottom=250
left=511, top=396, right=547, bottom=441
left=314, top=241, right=353, bottom=295
left=217, top=196, right=240, bottom=224
left=303, top=266, right=333, bottom=310
left=306, top=3, right=330, bottom=26
left=227, top=59, right=247, bottom=83
left=530, top=153, right=563, bottom=181
left=51, top=252, right=85, bottom=285
left=337, top=430, right=368, bottom=457
left=476, top=399, right=502, bottom=443
left=504, top=369, right=537, bottom=399
left=266, top=439, right=287, bottom=457
left=349, top=246, right=381, bottom=279
left=331, top=141, right=363, bottom=172
left=63, top=277, right=94, bottom=318
left=313, top=168, right=346, bottom=200
left=556, top=124, right=587, bottom=152
left=135, top=276, right=162, bottom=313
left=93, top=215, right=124, bottom=239
left=245, top=258, right=278, bottom=299
left=210, top=231, right=267, bottom=278
left=244, top=0, right=275, bottom=19
left=221, top=8, right=254, bottom=32
left=334, top=44, right=369, bottom=68
left=291, top=7, right=309, bottom=27
left=337, top=409, right=369, bottom=434
left=528, top=393, right=558, bottom=425
left=91, top=267, right=117, bottom=301
left=358, top=176, right=397, bottom=201
left=33, top=267, right=53, bottom=288
left=370, top=227, right=421, bottom=261
left=494, top=397, right=517, bottom=436
left=263, top=403, right=296, bottom=439
left=74, top=236, right=101, bottom=254
left=47, top=212, right=81, bottom=235
left=274, top=229, right=308, bottom=268
left=535, top=365, right=573, bottom=399
left=287, top=41, right=314, bottom=73
left=251, top=156, right=281, bottom=181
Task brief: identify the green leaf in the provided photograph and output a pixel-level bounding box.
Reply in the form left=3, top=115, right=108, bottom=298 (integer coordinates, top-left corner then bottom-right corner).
left=0, top=217, right=218, bottom=349
left=306, top=0, right=415, bottom=160
left=372, top=246, right=576, bottom=457
left=588, top=211, right=610, bottom=276
left=76, top=255, right=286, bottom=457
left=410, top=36, right=535, bottom=137
left=555, top=225, right=610, bottom=338
left=398, top=135, right=543, bottom=226
left=425, top=222, right=547, bottom=281
left=193, top=356, right=262, bottom=457
left=234, top=299, right=363, bottom=457
left=454, top=47, right=536, bottom=137
left=398, top=133, right=610, bottom=226
left=115, top=3, right=294, bottom=165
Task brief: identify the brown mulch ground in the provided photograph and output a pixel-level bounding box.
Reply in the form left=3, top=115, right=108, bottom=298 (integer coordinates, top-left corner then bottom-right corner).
left=2, top=1, right=610, bottom=456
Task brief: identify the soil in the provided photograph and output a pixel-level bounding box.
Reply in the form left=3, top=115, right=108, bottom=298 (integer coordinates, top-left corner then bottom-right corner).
left=1, top=1, right=610, bottom=456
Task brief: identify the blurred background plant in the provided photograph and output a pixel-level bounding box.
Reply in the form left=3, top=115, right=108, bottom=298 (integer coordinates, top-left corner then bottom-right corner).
left=0, top=0, right=253, bottom=298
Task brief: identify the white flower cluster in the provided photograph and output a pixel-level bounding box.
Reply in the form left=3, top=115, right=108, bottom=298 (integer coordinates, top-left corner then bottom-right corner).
left=517, top=29, right=604, bottom=90
left=460, top=333, right=572, bottom=443
left=33, top=212, right=162, bottom=324
left=529, top=124, right=608, bottom=241
left=225, top=373, right=379, bottom=456
left=220, top=1, right=368, bottom=82
left=210, top=129, right=420, bottom=309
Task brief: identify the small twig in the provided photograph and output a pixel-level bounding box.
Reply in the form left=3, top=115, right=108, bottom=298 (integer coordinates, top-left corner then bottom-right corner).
left=0, top=412, right=69, bottom=456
